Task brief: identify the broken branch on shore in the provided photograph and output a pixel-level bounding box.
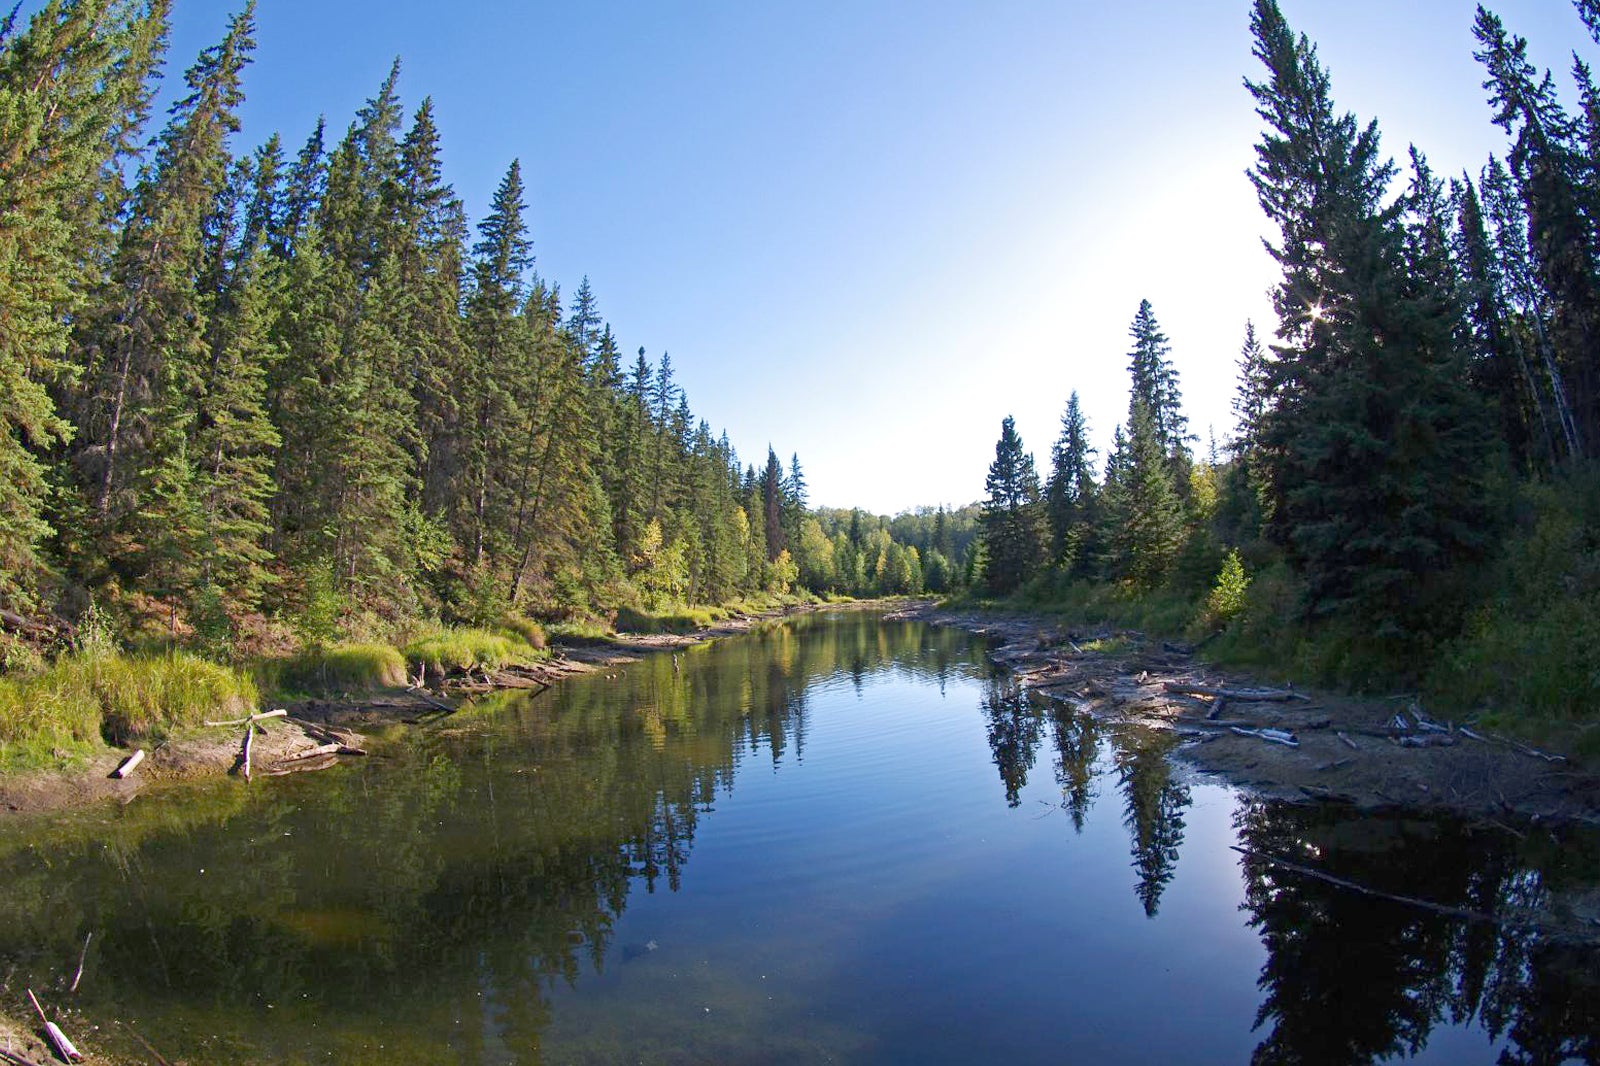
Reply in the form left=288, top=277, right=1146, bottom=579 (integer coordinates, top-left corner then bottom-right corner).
left=1231, top=726, right=1299, bottom=748
left=25, top=990, right=82, bottom=1064
left=205, top=708, right=287, bottom=728
left=1162, top=682, right=1310, bottom=702
left=111, top=749, right=144, bottom=779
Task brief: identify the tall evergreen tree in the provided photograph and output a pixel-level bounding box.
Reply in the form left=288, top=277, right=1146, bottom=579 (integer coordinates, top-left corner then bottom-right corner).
left=980, top=416, right=1046, bottom=596
left=0, top=0, right=167, bottom=607
left=1045, top=391, right=1098, bottom=575
left=1248, top=0, right=1497, bottom=640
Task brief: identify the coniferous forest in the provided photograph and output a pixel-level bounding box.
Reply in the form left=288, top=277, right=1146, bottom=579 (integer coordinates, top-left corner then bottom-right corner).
left=3, top=0, right=1600, bottom=768
left=0, top=0, right=948, bottom=672
left=979, top=0, right=1600, bottom=726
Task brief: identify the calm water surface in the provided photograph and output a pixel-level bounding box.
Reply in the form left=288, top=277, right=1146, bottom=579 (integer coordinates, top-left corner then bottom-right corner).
left=0, top=613, right=1596, bottom=1063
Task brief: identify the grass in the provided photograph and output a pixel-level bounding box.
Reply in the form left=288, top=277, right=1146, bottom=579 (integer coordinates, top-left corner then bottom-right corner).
left=613, top=604, right=719, bottom=635
left=0, top=650, right=257, bottom=769
left=402, top=628, right=542, bottom=676
left=261, top=643, right=409, bottom=697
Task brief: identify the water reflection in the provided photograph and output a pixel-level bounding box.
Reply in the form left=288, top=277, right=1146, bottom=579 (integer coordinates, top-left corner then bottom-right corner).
left=1235, top=802, right=1600, bottom=1065
left=0, top=613, right=1592, bottom=1064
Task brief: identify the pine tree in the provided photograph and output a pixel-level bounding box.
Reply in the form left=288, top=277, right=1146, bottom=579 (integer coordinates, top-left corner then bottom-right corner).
left=73, top=3, right=255, bottom=605
left=1045, top=391, right=1098, bottom=575
left=980, top=416, right=1046, bottom=596
left=1126, top=300, right=1189, bottom=460
left=1474, top=6, right=1599, bottom=459
left=0, top=0, right=167, bottom=607
left=1248, top=0, right=1497, bottom=639
left=1105, top=398, right=1183, bottom=589
left=761, top=447, right=785, bottom=560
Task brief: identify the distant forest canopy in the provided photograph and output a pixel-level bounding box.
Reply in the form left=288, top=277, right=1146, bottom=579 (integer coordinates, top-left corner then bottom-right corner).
left=0, top=0, right=954, bottom=648
left=978, top=0, right=1600, bottom=702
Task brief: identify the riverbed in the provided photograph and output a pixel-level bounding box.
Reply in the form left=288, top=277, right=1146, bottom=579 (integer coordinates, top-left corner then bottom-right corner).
left=0, top=611, right=1595, bottom=1063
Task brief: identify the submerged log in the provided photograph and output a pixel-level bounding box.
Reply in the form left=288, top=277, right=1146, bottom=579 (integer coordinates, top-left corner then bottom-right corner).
left=111, top=749, right=144, bottom=779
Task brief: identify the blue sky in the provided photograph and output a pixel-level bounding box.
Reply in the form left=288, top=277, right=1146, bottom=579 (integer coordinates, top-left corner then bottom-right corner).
left=152, top=0, right=1595, bottom=513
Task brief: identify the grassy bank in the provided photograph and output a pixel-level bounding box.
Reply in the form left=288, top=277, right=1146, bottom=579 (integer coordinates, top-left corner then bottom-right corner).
left=0, top=651, right=257, bottom=772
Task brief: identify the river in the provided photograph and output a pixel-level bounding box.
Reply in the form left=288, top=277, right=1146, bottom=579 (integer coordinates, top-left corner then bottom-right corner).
left=0, top=611, right=1595, bottom=1063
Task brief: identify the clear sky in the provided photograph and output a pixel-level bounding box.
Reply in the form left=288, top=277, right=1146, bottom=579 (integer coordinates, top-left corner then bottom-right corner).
left=150, top=0, right=1595, bottom=514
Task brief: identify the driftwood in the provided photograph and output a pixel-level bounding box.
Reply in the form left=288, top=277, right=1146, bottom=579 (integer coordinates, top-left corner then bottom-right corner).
left=1205, top=696, right=1228, bottom=721
left=277, top=742, right=341, bottom=764
left=1392, top=734, right=1458, bottom=749
left=1337, top=731, right=1359, bottom=751
left=240, top=721, right=255, bottom=782
left=1163, top=682, right=1310, bottom=703
left=205, top=708, right=287, bottom=728
left=1231, top=726, right=1299, bottom=748
left=111, top=749, right=144, bottom=779
left=265, top=755, right=338, bottom=777
left=26, top=990, right=82, bottom=1063
left=0, top=1048, right=46, bottom=1066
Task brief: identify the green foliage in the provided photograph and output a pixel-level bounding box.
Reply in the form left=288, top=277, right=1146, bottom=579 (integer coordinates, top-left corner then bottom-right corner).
left=1427, top=472, right=1600, bottom=719
left=614, top=604, right=717, bottom=635
left=981, top=416, right=1047, bottom=596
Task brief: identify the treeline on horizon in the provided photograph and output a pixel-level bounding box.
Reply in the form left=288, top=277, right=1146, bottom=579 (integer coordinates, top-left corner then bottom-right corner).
left=977, top=0, right=1600, bottom=719
left=0, top=0, right=958, bottom=661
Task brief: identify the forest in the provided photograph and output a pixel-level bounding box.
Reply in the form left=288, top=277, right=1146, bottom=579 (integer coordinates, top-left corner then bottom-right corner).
left=3, top=0, right=1599, bottom=770
left=975, top=0, right=1600, bottom=727
left=0, top=0, right=950, bottom=665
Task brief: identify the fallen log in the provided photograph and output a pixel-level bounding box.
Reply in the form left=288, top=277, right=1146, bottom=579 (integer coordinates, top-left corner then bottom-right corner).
left=26, top=990, right=82, bottom=1063
left=1231, top=726, right=1299, bottom=747
left=1205, top=696, right=1228, bottom=721
left=1337, top=731, right=1359, bottom=751
left=277, top=742, right=341, bottom=764
left=111, top=749, right=144, bottom=779
left=1163, top=682, right=1310, bottom=702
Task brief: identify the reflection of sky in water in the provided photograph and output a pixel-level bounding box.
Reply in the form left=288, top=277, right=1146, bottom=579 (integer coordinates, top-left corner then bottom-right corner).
left=0, top=611, right=1594, bottom=1064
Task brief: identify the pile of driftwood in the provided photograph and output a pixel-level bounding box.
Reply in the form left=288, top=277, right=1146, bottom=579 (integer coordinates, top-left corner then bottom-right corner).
left=210, top=709, right=367, bottom=781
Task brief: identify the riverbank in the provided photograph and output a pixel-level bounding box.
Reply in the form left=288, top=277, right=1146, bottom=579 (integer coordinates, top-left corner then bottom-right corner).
left=896, top=603, right=1600, bottom=829
left=0, top=599, right=870, bottom=820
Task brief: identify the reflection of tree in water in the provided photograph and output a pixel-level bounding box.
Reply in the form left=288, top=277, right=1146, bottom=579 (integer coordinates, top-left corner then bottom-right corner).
left=1048, top=703, right=1100, bottom=833
left=981, top=678, right=1044, bottom=807
left=1112, top=725, right=1190, bottom=917
left=1236, top=800, right=1600, bottom=1065
left=0, top=613, right=988, bottom=1063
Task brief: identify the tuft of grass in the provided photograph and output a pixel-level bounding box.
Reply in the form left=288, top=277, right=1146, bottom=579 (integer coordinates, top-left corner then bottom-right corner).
left=265, top=643, right=409, bottom=696
left=546, top=618, right=614, bottom=641
left=498, top=615, right=548, bottom=650
left=0, top=651, right=257, bottom=768
left=614, top=604, right=717, bottom=634
left=402, top=628, right=539, bottom=676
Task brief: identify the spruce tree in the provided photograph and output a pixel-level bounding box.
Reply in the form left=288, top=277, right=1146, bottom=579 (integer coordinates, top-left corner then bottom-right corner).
left=1248, top=0, right=1497, bottom=639
left=0, top=0, right=166, bottom=607
left=1045, top=391, right=1098, bottom=575
left=980, top=416, right=1046, bottom=596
